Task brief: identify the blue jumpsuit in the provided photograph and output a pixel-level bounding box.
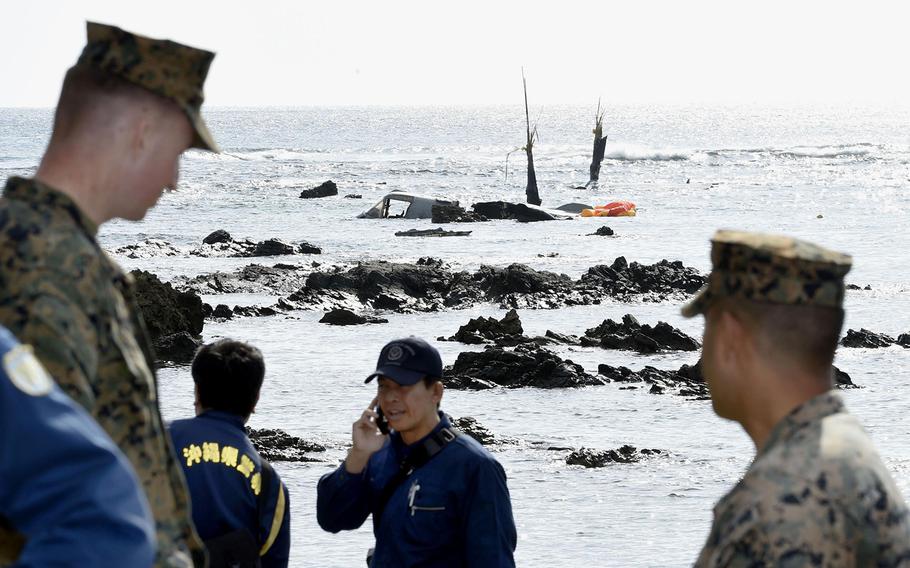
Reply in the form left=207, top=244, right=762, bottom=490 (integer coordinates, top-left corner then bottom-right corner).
left=317, top=413, right=517, bottom=567
left=169, top=411, right=291, bottom=568
left=0, top=326, right=155, bottom=567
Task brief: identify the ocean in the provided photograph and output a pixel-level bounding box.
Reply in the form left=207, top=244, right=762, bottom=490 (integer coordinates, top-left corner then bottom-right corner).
left=2, top=103, right=909, bottom=566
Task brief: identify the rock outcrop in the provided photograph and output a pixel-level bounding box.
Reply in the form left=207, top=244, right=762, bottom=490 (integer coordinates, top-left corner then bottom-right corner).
left=597, top=361, right=708, bottom=398
left=113, top=239, right=181, bottom=259
left=130, top=270, right=204, bottom=363
left=444, top=345, right=607, bottom=390
left=299, top=180, right=338, bottom=199
left=565, top=446, right=665, bottom=467
left=441, top=310, right=524, bottom=345
left=588, top=226, right=615, bottom=237
left=840, top=328, right=904, bottom=349
left=451, top=416, right=502, bottom=446
left=247, top=428, right=326, bottom=462
left=580, top=314, right=700, bottom=353
left=319, top=308, right=388, bottom=326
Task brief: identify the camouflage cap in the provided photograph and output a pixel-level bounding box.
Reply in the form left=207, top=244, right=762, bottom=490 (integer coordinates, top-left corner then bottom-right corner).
left=681, top=230, right=852, bottom=318
left=75, top=22, right=218, bottom=152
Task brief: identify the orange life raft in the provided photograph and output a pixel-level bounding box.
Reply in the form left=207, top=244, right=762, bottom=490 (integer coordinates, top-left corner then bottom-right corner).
left=580, top=201, right=637, bottom=217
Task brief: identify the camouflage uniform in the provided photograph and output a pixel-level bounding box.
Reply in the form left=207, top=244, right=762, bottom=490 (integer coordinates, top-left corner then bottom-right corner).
left=695, top=391, right=910, bottom=566
left=0, top=22, right=218, bottom=567
left=684, top=231, right=910, bottom=566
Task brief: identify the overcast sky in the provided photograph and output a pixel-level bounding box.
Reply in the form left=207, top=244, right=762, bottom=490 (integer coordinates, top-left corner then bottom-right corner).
left=1, top=0, right=908, bottom=107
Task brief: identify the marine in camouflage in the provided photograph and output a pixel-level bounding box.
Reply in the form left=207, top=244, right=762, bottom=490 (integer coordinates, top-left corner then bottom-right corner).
left=695, top=392, right=910, bottom=566
left=0, top=177, right=205, bottom=567
left=682, top=229, right=853, bottom=318
left=77, top=21, right=218, bottom=152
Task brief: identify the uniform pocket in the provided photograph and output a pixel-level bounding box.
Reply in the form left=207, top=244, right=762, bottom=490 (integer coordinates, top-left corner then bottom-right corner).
left=403, top=480, right=457, bottom=546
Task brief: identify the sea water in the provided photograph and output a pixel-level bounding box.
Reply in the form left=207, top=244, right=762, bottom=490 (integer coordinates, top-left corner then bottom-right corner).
left=2, top=104, right=909, bottom=567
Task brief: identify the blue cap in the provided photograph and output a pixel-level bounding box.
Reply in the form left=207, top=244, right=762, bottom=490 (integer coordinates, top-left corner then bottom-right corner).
left=364, top=337, right=443, bottom=386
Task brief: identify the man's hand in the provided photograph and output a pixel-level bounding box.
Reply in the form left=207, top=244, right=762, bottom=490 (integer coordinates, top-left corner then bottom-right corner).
left=344, top=396, right=387, bottom=474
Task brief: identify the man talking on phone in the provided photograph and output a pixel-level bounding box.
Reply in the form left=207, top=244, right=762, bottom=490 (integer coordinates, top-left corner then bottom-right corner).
left=316, top=337, right=517, bottom=567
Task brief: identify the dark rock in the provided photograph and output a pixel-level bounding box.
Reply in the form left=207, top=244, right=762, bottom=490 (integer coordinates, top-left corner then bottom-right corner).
left=833, top=365, right=859, bottom=389
left=565, top=446, right=664, bottom=468
left=898, top=334, right=910, bottom=347
left=597, top=360, right=708, bottom=398
left=232, top=306, right=280, bottom=317
left=578, top=257, right=706, bottom=299
left=251, top=239, right=296, bottom=257
left=451, top=416, right=497, bottom=446
left=299, top=180, right=338, bottom=199
left=319, top=308, right=388, bottom=326
left=432, top=204, right=488, bottom=224
left=131, top=270, right=204, bottom=341
left=581, top=314, right=700, bottom=353
left=588, top=226, right=615, bottom=236
left=542, top=330, right=581, bottom=345
left=472, top=201, right=567, bottom=223
left=174, top=264, right=310, bottom=295
left=202, top=303, right=214, bottom=318
left=344, top=194, right=362, bottom=199
left=152, top=331, right=201, bottom=364
left=212, top=304, right=234, bottom=319
left=113, top=239, right=181, bottom=259
left=203, top=229, right=232, bottom=245
left=840, top=328, right=895, bottom=348
left=443, top=309, right=524, bottom=345
left=247, top=428, right=326, bottom=462
left=444, top=344, right=607, bottom=389
left=537, top=253, right=559, bottom=258
left=394, top=228, right=472, bottom=237
left=298, top=242, right=322, bottom=254
left=282, top=257, right=705, bottom=314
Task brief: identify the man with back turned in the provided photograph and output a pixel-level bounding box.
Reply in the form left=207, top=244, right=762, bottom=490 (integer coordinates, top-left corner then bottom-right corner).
left=684, top=230, right=910, bottom=566
left=0, top=22, right=219, bottom=566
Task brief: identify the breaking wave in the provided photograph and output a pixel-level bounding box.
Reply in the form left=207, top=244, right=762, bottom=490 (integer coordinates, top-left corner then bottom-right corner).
left=603, top=143, right=691, bottom=161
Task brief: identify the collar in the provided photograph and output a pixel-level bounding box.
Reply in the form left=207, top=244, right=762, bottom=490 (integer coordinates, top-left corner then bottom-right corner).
left=198, top=410, right=248, bottom=431
left=758, top=391, right=845, bottom=459
left=392, top=411, right=451, bottom=453
left=3, top=176, right=99, bottom=237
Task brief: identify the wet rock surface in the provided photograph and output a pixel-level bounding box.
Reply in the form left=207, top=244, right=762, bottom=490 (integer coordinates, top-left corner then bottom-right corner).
left=451, top=416, right=505, bottom=446
left=192, top=236, right=321, bottom=258
left=441, top=309, right=524, bottom=345
left=597, top=360, right=709, bottom=398
left=840, top=328, right=904, bottom=348
left=565, top=446, right=665, bottom=467
left=247, top=428, right=327, bottom=462
left=431, top=204, right=488, bottom=223
left=113, top=239, right=182, bottom=259
left=131, top=270, right=204, bottom=363
left=444, top=345, right=607, bottom=389
left=580, top=314, right=700, bottom=353
left=298, top=180, right=338, bottom=199
left=319, top=308, right=389, bottom=326
left=588, top=226, right=615, bottom=236
left=282, top=257, right=704, bottom=314
left=203, top=229, right=232, bottom=245
left=394, top=228, right=472, bottom=237
left=174, top=263, right=312, bottom=295
left=833, top=366, right=858, bottom=389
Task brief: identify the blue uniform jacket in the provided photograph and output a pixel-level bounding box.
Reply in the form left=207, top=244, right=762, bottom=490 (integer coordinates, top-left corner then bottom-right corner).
left=317, top=413, right=517, bottom=568
left=0, top=326, right=155, bottom=567
left=169, top=411, right=290, bottom=568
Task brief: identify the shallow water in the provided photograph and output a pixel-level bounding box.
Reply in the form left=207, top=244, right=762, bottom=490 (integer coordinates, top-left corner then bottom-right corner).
left=2, top=104, right=909, bottom=566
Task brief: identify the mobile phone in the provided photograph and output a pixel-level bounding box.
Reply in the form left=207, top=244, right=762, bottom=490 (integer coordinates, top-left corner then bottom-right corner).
left=374, top=405, right=390, bottom=435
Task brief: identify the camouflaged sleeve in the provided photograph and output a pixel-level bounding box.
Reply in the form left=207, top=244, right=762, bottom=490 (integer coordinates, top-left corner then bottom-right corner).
left=8, top=289, right=99, bottom=410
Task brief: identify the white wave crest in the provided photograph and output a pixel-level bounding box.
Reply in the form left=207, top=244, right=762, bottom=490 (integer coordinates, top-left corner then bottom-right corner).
left=776, top=144, right=876, bottom=159
left=603, top=143, right=691, bottom=161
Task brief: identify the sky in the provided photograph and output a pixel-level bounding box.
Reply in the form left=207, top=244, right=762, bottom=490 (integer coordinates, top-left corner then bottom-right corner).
left=0, top=0, right=908, bottom=107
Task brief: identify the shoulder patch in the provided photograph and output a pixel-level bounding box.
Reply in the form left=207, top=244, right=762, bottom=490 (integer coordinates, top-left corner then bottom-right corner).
left=3, top=344, right=54, bottom=396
